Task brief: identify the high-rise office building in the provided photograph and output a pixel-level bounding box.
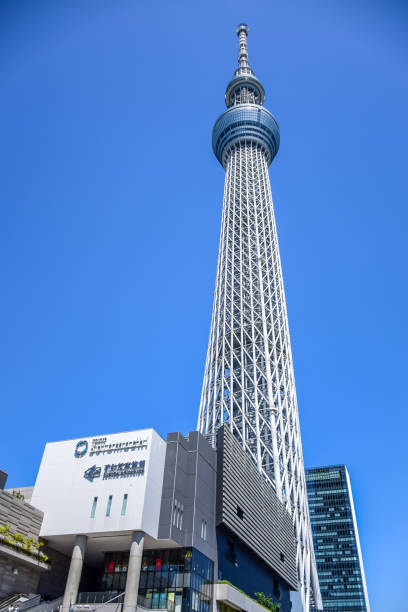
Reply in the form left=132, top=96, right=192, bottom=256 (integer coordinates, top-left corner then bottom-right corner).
left=198, top=24, right=321, bottom=612
left=306, top=466, right=370, bottom=612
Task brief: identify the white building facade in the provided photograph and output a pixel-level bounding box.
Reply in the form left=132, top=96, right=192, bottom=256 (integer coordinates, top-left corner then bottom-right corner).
left=31, top=429, right=167, bottom=612
left=32, top=429, right=166, bottom=541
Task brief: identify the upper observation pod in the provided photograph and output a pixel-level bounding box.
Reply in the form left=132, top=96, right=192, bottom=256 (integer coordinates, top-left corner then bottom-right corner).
left=212, top=24, right=280, bottom=168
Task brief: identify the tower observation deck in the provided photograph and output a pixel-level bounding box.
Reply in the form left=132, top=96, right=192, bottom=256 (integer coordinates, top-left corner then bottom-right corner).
left=198, top=25, right=322, bottom=612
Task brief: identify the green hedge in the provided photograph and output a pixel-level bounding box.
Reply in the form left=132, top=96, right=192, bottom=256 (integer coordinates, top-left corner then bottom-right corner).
left=0, top=523, right=50, bottom=564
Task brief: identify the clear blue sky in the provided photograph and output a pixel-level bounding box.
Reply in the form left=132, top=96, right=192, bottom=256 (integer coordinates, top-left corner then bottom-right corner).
left=1, top=1, right=407, bottom=609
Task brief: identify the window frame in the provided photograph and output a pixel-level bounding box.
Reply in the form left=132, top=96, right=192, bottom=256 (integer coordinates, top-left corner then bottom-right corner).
left=106, top=495, right=113, bottom=517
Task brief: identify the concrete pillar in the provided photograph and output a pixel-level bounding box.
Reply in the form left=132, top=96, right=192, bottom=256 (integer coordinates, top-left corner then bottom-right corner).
left=62, top=534, right=87, bottom=612
left=123, top=531, right=145, bottom=612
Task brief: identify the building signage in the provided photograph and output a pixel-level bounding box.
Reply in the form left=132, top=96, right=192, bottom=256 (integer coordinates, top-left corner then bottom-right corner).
left=89, top=437, right=148, bottom=456
left=84, top=465, right=101, bottom=481
left=75, top=440, right=88, bottom=457
left=84, top=461, right=145, bottom=482
left=75, top=436, right=148, bottom=458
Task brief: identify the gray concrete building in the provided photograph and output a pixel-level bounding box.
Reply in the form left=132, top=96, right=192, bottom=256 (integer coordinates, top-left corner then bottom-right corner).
left=0, top=471, right=49, bottom=598
left=158, top=430, right=218, bottom=563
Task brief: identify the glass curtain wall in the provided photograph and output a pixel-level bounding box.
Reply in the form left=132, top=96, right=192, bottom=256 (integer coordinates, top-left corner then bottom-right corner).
left=100, top=551, right=129, bottom=592
left=306, top=467, right=369, bottom=612
left=99, top=548, right=213, bottom=612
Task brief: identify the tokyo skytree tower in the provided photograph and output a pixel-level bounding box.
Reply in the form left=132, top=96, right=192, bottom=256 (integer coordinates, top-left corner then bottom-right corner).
left=197, top=25, right=322, bottom=611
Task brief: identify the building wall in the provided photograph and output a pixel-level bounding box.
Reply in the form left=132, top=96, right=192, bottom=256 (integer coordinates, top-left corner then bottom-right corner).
left=37, top=545, right=72, bottom=598
left=158, top=431, right=217, bottom=562
left=216, top=426, right=298, bottom=591
left=306, top=465, right=370, bottom=612
left=217, top=526, right=292, bottom=612
left=0, top=488, right=45, bottom=597
left=31, top=429, right=167, bottom=539
left=0, top=489, right=43, bottom=540
left=0, top=553, right=42, bottom=598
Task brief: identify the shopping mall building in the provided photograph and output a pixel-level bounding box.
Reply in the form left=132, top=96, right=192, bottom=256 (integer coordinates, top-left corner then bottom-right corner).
left=3, top=426, right=300, bottom=612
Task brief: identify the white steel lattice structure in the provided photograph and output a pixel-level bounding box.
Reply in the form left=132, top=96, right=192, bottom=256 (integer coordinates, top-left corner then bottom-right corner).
left=197, top=25, right=322, bottom=612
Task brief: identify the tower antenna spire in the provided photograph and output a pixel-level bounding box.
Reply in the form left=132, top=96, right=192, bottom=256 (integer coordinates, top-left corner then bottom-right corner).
left=235, top=23, right=254, bottom=76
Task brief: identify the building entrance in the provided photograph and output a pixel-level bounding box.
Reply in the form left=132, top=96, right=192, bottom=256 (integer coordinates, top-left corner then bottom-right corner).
left=95, top=548, right=213, bottom=612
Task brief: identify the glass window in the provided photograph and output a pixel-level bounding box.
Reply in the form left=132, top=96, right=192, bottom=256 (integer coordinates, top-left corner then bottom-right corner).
left=91, top=496, right=98, bottom=518
left=167, top=571, right=177, bottom=587
left=173, top=500, right=178, bottom=526
left=174, top=592, right=182, bottom=612
left=152, top=592, right=160, bottom=608
left=119, top=572, right=127, bottom=590
left=159, top=592, right=167, bottom=609
left=167, top=592, right=175, bottom=612
left=155, top=557, right=162, bottom=571
left=121, top=493, right=128, bottom=516
left=160, top=571, right=169, bottom=588
left=145, top=591, right=153, bottom=608
left=103, top=547, right=213, bottom=607
left=154, top=571, right=162, bottom=589
left=147, top=572, right=154, bottom=588
left=139, top=573, right=147, bottom=588
left=184, top=572, right=191, bottom=587
left=106, top=495, right=113, bottom=516
left=104, top=572, right=113, bottom=590
left=100, top=551, right=129, bottom=592
left=192, top=591, right=199, bottom=611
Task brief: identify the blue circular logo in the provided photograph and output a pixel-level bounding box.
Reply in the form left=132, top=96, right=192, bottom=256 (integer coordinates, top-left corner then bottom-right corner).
left=75, top=440, right=88, bottom=457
